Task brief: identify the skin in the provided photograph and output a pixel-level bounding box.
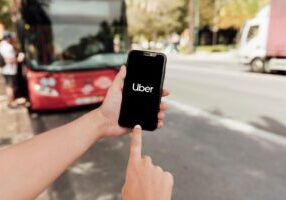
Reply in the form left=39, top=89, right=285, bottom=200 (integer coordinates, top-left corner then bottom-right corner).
left=122, top=125, right=174, bottom=200
left=0, top=66, right=172, bottom=200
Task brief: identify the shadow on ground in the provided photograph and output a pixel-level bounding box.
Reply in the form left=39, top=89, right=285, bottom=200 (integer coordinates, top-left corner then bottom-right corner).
left=250, top=116, right=286, bottom=137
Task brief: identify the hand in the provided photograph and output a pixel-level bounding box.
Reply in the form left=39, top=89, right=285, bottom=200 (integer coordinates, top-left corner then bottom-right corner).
left=17, top=52, right=25, bottom=63
left=98, top=65, right=170, bottom=138
left=122, top=125, right=174, bottom=200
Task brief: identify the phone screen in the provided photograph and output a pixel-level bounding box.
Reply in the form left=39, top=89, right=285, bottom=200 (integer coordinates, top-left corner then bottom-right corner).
left=119, top=50, right=166, bottom=131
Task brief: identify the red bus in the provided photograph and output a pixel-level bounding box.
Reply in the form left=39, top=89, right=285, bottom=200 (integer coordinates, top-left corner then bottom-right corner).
left=15, top=0, right=128, bottom=111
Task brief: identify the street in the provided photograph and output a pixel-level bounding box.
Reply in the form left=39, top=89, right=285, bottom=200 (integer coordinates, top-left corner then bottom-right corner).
left=167, top=54, right=286, bottom=136
left=1, top=0, right=285, bottom=199
left=28, top=54, right=286, bottom=200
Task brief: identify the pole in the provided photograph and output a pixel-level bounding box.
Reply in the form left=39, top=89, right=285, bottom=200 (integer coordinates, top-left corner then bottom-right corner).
left=212, top=0, right=218, bottom=45
left=188, top=0, right=194, bottom=53
left=194, top=0, right=200, bottom=51
left=188, top=0, right=199, bottom=53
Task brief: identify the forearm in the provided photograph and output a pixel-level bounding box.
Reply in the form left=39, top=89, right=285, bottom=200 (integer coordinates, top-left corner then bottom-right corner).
left=0, top=109, right=106, bottom=200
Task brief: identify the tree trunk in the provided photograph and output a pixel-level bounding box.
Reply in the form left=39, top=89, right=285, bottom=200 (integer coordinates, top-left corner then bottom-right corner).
left=188, top=0, right=195, bottom=53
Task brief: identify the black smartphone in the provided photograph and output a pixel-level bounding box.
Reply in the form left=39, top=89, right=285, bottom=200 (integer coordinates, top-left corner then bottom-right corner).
left=119, top=50, right=167, bottom=131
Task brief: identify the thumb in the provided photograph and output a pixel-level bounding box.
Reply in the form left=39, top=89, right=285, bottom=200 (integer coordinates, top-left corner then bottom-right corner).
left=129, top=125, right=142, bottom=163
left=113, top=65, right=126, bottom=89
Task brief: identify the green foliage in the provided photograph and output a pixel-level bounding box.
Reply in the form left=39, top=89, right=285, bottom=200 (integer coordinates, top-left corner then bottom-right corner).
left=127, top=0, right=269, bottom=42
left=0, top=0, right=13, bottom=29
left=199, top=0, right=216, bottom=27
left=126, top=0, right=188, bottom=41
left=218, top=0, right=269, bottom=29
left=199, top=0, right=270, bottom=29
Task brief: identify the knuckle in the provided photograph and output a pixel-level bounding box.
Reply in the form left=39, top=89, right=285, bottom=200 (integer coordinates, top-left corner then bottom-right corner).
left=143, top=155, right=152, bottom=165
left=144, top=155, right=151, bottom=161
left=155, top=166, right=163, bottom=173
left=158, top=121, right=164, bottom=128
left=164, top=171, right=174, bottom=185
left=158, top=112, right=165, bottom=119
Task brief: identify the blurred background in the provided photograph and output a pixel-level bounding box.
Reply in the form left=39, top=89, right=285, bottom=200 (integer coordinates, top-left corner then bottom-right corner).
left=1, top=0, right=286, bottom=200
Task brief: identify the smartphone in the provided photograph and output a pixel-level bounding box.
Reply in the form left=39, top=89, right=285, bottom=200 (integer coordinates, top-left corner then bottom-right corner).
left=119, top=50, right=167, bottom=131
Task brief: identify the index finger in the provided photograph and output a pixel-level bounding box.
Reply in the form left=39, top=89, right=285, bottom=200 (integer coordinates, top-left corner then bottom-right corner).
left=129, top=125, right=142, bottom=163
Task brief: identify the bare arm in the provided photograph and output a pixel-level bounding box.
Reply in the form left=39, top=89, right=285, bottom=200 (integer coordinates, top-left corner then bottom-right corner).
left=0, top=66, right=169, bottom=200
left=0, top=109, right=108, bottom=200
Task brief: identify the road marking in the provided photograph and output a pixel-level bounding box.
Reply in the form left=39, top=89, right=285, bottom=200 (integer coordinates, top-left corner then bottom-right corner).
left=166, top=99, right=286, bottom=147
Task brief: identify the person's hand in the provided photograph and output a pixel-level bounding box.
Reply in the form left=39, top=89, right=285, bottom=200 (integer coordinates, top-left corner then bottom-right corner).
left=98, top=65, right=170, bottom=138
left=122, top=125, right=174, bottom=200
left=17, top=52, right=25, bottom=63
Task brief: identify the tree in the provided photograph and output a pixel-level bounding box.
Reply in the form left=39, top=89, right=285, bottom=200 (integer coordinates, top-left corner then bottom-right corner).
left=126, top=0, right=187, bottom=41
left=198, top=0, right=269, bottom=44
left=198, top=0, right=269, bottom=30
left=199, top=0, right=215, bottom=27
left=0, top=0, right=13, bottom=29
left=217, top=0, right=269, bottom=29
left=188, top=0, right=200, bottom=52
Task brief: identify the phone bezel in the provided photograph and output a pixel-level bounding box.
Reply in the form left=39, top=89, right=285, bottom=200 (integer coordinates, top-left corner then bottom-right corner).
left=119, top=50, right=167, bottom=131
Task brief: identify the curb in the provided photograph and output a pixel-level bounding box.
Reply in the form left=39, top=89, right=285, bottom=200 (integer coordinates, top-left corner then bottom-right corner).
left=166, top=99, right=286, bottom=148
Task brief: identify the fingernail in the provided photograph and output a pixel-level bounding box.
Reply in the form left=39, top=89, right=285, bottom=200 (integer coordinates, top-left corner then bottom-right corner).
left=134, top=125, right=141, bottom=129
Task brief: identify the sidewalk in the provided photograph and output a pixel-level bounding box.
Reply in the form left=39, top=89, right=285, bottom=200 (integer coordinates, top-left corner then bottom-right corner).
left=0, top=76, right=49, bottom=200
left=0, top=76, right=33, bottom=149
left=0, top=75, right=5, bottom=96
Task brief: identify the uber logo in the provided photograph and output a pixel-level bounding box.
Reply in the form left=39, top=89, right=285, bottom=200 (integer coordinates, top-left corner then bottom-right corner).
left=132, top=83, right=154, bottom=93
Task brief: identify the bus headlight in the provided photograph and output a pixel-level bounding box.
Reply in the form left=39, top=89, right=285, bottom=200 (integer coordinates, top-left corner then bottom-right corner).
left=40, top=77, right=57, bottom=87
left=33, top=83, right=59, bottom=97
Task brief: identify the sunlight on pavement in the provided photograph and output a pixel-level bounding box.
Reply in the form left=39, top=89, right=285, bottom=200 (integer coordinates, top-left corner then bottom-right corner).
left=70, top=162, right=95, bottom=175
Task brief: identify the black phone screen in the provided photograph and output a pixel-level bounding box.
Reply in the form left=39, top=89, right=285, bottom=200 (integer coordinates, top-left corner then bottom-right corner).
left=119, top=50, right=166, bottom=131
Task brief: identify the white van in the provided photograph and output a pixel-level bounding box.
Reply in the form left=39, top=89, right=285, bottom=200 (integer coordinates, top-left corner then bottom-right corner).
left=238, top=0, right=286, bottom=73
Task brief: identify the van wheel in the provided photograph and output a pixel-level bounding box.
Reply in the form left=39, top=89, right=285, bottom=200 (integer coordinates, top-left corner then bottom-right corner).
left=250, top=58, right=265, bottom=73
left=264, top=62, right=272, bottom=73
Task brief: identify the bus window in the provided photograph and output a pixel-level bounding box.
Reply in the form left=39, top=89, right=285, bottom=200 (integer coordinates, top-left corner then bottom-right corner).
left=20, top=0, right=128, bottom=71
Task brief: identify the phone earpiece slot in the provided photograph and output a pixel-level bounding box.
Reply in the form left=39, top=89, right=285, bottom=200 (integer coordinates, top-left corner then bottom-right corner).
left=144, top=52, right=157, bottom=57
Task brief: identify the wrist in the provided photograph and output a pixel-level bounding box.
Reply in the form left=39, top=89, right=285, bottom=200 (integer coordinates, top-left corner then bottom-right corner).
left=82, top=108, right=111, bottom=140
left=69, top=109, right=108, bottom=146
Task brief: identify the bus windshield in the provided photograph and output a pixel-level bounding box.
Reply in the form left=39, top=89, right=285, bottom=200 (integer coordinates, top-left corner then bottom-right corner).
left=21, top=0, right=128, bottom=71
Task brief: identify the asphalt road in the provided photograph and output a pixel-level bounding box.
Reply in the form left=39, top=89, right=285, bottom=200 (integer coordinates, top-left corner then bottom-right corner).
left=29, top=55, right=286, bottom=200
left=167, top=54, right=286, bottom=136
